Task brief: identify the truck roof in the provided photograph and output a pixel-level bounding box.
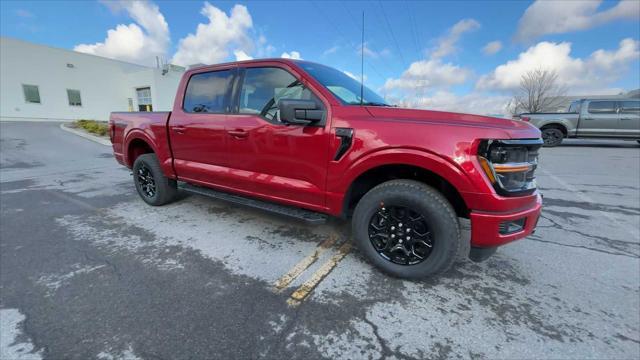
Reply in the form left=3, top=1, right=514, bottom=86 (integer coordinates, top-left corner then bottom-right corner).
left=187, top=58, right=308, bottom=71
left=575, top=98, right=638, bottom=102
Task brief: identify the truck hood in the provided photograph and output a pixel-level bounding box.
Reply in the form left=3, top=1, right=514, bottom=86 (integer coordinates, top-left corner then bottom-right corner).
left=365, top=107, right=539, bottom=137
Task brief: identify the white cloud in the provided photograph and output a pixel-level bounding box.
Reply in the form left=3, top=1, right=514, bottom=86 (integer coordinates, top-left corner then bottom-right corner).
left=477, top=38, right=640, bottom=92
left=515, top=0, right=640, bottom=42
left=383, top=59, right=470, bottom=91
left=234, top=50, right=253, bottom=61
left=171, top=3, right=253, bottom=66
left=74, top=0, right=169, bottom=66
left=382, top=19, right=478, bottom=109
left=482, top=41, right=502, bottom=55
left=281, top=51, right=302, bottom=60
left=431, top=19, right=480, bottom=59
left=323, top=45, right=339, bottom=56
left=356, top=43, right=391, bottom=58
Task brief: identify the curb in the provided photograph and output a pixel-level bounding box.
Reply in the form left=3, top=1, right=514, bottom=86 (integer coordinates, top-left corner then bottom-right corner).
left=60, top=123, right=112, bottom=146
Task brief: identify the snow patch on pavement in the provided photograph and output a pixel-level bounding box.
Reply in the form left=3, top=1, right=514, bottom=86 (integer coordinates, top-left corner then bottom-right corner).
left=0, top=308, right=43, bottom=360
left=97, top=345, right=141, bottom=360
left=36, top=264, right=107, bottom=296
left=57, top=196, right=343, bottom=283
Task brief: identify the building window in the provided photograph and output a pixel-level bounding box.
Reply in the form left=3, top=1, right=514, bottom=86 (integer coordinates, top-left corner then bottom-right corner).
left=136, top=87, right=152, bottom=112
left=67, top=89, right=82, bottom=106
left=22, top=84, right=41, bottom=104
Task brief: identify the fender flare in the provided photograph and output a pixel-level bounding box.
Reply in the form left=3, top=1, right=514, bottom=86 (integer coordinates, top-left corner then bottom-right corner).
left=123, top=129, right=158, bottom=167
left=338, top=148, right=476, bottom=196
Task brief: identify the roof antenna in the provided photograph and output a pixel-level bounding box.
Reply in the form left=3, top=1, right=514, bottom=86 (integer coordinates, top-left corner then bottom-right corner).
left=360, top=11, right=365, bottom=106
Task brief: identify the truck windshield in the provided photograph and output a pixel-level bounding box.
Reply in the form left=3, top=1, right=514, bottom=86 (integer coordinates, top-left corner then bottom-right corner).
left=298, top=62, right=390, bottom=106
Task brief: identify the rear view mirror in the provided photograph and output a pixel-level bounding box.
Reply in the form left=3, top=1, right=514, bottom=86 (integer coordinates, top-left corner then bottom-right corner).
left=278, top=99, right=324, bottom=125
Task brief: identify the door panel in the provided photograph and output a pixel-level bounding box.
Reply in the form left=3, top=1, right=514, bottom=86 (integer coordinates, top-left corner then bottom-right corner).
left=580, top=101, right=619, bottom=137
left=224, top=66, right=330, bottom=208
left=169, top=113, right=229, bottom=184
left=226, top=115, right=329, bottom=207
left=619, top=100, right=640, bottom=138
left=169, top=69, right=235, bottom=184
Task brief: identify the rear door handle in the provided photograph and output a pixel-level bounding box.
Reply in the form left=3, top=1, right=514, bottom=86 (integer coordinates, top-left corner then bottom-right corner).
left=227, top=129, right=248, bottom=138
left=172, top=126, right=186, bottom=134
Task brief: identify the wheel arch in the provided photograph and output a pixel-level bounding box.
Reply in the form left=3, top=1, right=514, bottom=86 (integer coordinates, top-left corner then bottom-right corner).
left=124, top=132, right=156, bottom=168
left=540, top=122, right=568, bottom=137
left=339, top=150, right=474, bottom=219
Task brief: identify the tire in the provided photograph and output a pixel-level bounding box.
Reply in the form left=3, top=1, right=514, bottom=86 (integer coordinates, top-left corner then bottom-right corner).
left=541, top=127, right=564, bottom=147
left=132, top=153, right=177, bottom=206
left=352, top=180, right=461, bottom=279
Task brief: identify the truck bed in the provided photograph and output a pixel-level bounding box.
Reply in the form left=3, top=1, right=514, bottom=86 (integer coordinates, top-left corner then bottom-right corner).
left=109, top=111, right=174, bottom=177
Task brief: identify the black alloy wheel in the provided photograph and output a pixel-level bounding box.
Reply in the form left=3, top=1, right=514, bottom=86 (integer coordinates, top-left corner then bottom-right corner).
left=352, top=179, right=461, bottom=279
left=132, top=153, right=178, bottom=206
left=369, top=205, right=434, bottom=265
left=136, top=163, right=156, bottom=198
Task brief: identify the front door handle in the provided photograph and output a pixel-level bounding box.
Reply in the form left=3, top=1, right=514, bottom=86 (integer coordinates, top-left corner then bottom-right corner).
left=172, top=126, right=186, bottom=134
left=227, top=129, right=248, bottom=138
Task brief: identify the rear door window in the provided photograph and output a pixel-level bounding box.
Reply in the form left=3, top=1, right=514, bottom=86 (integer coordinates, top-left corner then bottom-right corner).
left=587, top=101, right=616, bottom=114
left=183, top=70, right=234, bottom=113
left=620, top=101, right=640, bottom=114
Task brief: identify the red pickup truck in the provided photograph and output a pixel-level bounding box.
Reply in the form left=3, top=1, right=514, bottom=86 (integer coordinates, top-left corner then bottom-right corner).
left=110, top=59, right=542, bottom=279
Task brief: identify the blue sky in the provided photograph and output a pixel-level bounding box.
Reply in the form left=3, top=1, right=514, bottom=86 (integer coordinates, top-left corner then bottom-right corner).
left=2, top=0, right=639, bottom=114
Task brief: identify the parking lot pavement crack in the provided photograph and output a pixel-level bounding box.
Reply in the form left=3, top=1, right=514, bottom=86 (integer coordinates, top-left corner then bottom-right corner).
left=263, top=305, right=303, bottom=358
left=362, top=316, right=415, bottom=360
left=528, top=236, right=638, bottom=258
left=540, top=215, right=640, bottom=257
left=543, top=197, right=640, bottom=216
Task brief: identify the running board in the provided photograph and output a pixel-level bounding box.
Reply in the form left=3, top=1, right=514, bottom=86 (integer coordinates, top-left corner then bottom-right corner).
left=179, top=183, right=328, bottom=225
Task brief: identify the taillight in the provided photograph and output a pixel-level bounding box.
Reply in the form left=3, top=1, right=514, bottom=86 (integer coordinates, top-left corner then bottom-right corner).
left=521, top=116, right=530, bottom=122
left=478, top=139, right=542, bottom=196
left=109, top=123, right=115, bottom=142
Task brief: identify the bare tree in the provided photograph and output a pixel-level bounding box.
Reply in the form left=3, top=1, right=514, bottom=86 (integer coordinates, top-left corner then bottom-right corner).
left=510, top=68, right=567, bottom=115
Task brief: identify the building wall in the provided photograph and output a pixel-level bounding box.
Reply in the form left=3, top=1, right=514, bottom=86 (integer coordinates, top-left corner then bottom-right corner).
left=0, top=37, right=183, bottom=121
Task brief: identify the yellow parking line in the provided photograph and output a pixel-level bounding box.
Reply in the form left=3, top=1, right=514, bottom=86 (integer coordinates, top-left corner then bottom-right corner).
left=273, top=233, right=339, bottom=292
left=288, top=242, right=351, bottom=305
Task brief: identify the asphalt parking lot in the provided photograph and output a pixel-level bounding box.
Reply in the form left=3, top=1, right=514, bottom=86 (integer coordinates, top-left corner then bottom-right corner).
left=1, top=121, right=639, bottom=359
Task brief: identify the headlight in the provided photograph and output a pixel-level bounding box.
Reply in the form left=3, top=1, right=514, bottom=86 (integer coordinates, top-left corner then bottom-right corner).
left=478, top=139, right=542, bottom=196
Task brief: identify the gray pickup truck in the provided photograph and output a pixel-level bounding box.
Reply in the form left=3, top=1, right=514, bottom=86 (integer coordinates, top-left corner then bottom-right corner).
left=520, top=99, right=640, bottom=147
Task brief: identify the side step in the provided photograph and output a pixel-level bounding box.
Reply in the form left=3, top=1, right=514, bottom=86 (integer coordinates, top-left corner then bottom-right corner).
left=178, top=183, right=328, bottom=225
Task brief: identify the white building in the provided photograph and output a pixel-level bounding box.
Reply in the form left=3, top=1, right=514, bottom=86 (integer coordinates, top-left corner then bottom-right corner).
left=0, top=37, right=185, bottom=122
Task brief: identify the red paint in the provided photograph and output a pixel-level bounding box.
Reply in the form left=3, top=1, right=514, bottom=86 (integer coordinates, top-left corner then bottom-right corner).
left=110, top=58, right=543, bottom=249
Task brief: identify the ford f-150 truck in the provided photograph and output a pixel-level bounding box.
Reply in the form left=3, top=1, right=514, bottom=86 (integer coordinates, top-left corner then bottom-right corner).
left=110, top=59, right=543, bottom=278
left=519, top=98, right=640, bottom=147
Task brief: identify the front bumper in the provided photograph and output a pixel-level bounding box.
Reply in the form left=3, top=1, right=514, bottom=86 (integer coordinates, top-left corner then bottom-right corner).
left=469, top=193, right=542, bottom=248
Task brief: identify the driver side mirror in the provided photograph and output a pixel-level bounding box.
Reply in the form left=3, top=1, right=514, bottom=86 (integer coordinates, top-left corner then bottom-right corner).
left=278, top=99, right=324, bottom=125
